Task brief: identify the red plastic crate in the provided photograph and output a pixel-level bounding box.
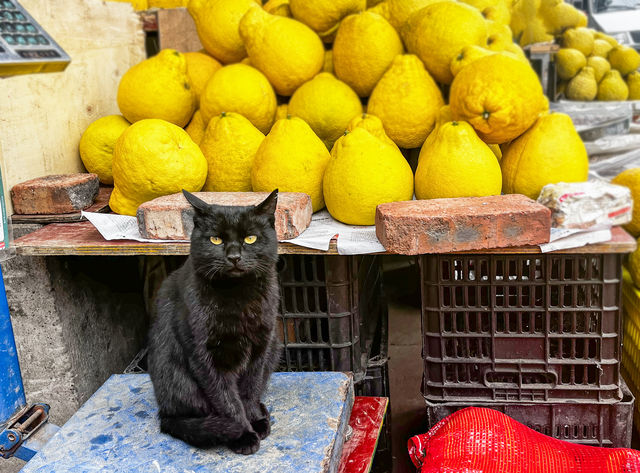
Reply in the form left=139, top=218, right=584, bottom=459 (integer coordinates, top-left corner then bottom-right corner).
left=420, top=253, right=624, bottom=403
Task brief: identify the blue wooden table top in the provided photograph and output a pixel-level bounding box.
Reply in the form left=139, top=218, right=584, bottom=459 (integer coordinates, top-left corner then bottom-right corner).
left=20, top=372, right=354, bottom=473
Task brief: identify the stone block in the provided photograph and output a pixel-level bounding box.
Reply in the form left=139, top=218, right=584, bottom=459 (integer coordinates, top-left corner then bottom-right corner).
left=11, top=174, right=99, bottom=215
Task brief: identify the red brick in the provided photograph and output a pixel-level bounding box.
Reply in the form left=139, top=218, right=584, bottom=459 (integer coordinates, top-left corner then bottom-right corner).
left=375, top=195, right=551, bottom=255
left=11, top=174, right=99, bottom=215
left=137, top=192, right=312, bottom=240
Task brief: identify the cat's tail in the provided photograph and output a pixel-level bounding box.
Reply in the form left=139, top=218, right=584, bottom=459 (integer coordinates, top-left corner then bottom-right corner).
left=160, top=414, right=245, bottom=448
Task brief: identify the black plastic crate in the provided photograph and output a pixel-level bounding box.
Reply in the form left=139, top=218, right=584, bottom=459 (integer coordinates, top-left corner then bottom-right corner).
left=277, top=254, right=386, bottom=379
left=420, top=253, right=624, bottom=403
left=425, top=378, right=634, bottom=448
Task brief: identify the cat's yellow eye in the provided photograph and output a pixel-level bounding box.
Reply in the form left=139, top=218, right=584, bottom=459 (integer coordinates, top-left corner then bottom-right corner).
left=244, top=235, right=257, bottom=245
left=210, top=236, right=223, bottom=245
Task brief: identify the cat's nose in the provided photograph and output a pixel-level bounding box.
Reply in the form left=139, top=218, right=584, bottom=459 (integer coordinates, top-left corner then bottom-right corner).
left=227, top=254, right=241, bottom=265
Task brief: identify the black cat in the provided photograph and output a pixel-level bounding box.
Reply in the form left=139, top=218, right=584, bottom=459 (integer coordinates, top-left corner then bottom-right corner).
left=147, top=189, right=281, bottom=455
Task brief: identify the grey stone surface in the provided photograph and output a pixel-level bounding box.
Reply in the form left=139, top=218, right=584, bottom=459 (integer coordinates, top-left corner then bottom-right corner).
left=2, top=224, right=149, bottom=427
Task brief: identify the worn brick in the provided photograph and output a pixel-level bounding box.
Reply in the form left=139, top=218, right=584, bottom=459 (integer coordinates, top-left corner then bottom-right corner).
left=376, top=195, right=551, bottom=255
left=11, top=174, right=99, bottom=215
left=137, top=192, right=313, bottom=240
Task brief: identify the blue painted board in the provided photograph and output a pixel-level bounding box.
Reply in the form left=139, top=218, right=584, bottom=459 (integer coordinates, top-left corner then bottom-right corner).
left=20, top=372, right=354, bottom=473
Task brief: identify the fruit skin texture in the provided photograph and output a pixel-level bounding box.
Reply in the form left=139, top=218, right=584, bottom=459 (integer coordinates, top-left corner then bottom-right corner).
left=566, top=66, right=597, bottom=101
left=289, top=0, right=365, bottom=37
left=239, top=6, right=324, bottom=96
left=263, top=0, right=291, bottom=16
left=79, top=115, right=130, bottom=185
left=586, top=56, right=610, bottom=82
left=591, top=39, right=613, bottom=58
left=117, top=49, right=196, bottom=127
left=288, top=73, right=362, bottom=150
left=608, top=46, right=640, bottom=76
left=450, top=45, right=494, bottom=77
left=402, top=2, right=488, bottom=85
left=501, top=113, right=588, bottom=200
left=368, top=54, right=444, bottom=149
left=333, top=11, right=404, bottom=97
left=450, top=54, right=547, bottom=144
left=628, top=71, right=640, bottom=100
left=251, top=117, right=330, bottom=212
left=199, top=64, right=276, bottom=134
left=200, top=112, right=265, bottom=192
left=347, top=113, right=399, bottom=150
left=384, top=0, right=443, bottom=29
left=187, top=0, right=258, bottom=64
left=183, top=51, right=221, bottom=103
left=415, top=120, right=502, bottom=199
left=561, top=27, right=594, bottom=56
left=555, top=48, right=586, bottom=80
left=323, top=127, right=414, bottom=225
left=185, top=109, right=207, bottom=145
left=612, top=168, right=640, bottom=236
left=597, top=70, right=629, bottom=101
left=110, top=119, right=207, bottom=216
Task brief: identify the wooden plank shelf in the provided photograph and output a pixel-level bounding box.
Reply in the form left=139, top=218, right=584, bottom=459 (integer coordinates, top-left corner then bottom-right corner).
left=13, top=222, right=636, bottom=257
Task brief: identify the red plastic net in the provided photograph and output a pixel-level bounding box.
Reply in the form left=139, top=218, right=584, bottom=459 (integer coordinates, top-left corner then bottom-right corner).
left=408, top=407, right=640, bottom=472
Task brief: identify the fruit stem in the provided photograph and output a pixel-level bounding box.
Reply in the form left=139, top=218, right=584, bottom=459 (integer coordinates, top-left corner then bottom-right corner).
left=482, top=111, right=490, bottom=120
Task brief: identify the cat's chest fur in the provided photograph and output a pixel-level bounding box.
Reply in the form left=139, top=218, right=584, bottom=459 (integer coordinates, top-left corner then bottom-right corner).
left=203, top=295, right=273, bottom=373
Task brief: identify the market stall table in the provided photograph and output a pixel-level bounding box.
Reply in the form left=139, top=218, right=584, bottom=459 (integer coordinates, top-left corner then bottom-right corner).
left=12, top=221, right=637, bottom=256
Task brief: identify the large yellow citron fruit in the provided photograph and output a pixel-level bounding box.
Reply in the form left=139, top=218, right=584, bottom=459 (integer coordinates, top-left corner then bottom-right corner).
left=591, top=39, right=613, bottom=58
left=555, top=48, right=586, bottom=80
left=450, top=45, right=494, bottom=77
left=586, top=56, right=611, bottom=82
left=347, top=113, right=398, bottom=150
left=612, top=168, right=640, bottom=236
left=200, top=64, right=276, bottom=134
left=420, top=105, right=453, bottom=157
left=79, top=115, right=130, bottom=185
left=187, top=0, right=259, bottom=64
left=628, top=71, right=640, bottom=100
left=288, top=72, right=363, bottom=149
left=185, top=110, right=206, bottom=146
left=566, top=66, right=598, bottom=101
left=183, top=52, right=221, bottom=104
left=323, top=127, right=414, bottom=225
left=110, top=119, right=207, bottom=216
left=562, top=27, right=594, bottom=57
left=402, top=1, right=488, bottom=85
left=485, top=20, right=513, bottom=51
left=117, top=49, right=196, bottom=127
left=263, top=0, right=291, bottom=16
left=501, top=113, right=588, bottom=200
left=200, top=112, right=264, bottom=192
left=251, top=117, right=330, bottom=211
left=333, top=11, right=404, bottom=97
left=609, top=46, right=640, bottom=76
left=368, top=54, right=444, bottom=149
left=597, top=70, right=629, bottom=101
left=239, top=6, right=324, bottom=96
left=450, top=54, right=547, bottom=144
left=415, top=120, right=501, bottom=199
left=383, top=0, right=442, bottom=29
left=289, top=0, right=365, bottom=38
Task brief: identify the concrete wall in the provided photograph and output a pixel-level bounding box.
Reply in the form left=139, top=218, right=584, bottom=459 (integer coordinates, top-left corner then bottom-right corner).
left=2, top=225, right=150, bottom=426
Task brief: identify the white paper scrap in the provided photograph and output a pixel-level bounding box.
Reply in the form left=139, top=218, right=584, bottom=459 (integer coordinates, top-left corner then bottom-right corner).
left=82, top=212, right=188, bottom=243
left=540, top=228, right=612, bottom=253
left=284, top=210, right=385, bottom=255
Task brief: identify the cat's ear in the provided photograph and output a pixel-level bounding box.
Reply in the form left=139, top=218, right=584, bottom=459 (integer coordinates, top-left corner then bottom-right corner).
left=182, top=190, right=210, bottom=215
left=255, top=189, right=278, bottom=216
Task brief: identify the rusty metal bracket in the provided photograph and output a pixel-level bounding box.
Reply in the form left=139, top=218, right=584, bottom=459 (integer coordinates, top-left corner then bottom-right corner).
left=0, top=403, right=50, bottom=459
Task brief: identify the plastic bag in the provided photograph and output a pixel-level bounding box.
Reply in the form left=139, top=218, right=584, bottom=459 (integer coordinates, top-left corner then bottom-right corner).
left=409, top=407, right=640, bottom=473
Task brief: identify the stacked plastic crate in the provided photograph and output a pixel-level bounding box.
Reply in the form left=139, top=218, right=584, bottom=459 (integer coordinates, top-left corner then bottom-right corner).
left=276, top=254, right=391, bottom=471
left=420, top=252, right=634, bottom=447
left=622, top=269, right=640, bottom=433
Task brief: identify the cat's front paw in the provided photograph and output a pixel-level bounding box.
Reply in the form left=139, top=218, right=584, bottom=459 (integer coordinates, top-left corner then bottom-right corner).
left=252, top=416, right=271, bottom=440
left=229, top=430, right=260, bottom=455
